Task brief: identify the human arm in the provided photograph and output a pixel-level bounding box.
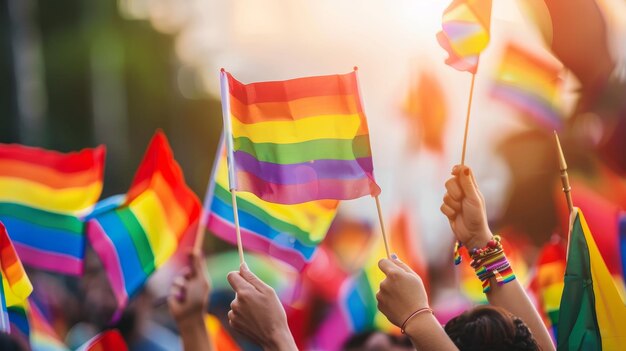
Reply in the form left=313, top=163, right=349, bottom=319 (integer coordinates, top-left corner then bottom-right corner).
left=441, top=165, right=555, bottom=351
left=168, top=251, right=213, bottom=351
left=227, top=263, right=297, bottom=351
left=376, top=258, right=458, bottom=351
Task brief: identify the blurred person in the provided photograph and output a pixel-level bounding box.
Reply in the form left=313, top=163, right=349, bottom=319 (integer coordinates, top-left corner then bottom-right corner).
left=168, top=251, right=212, bottom=351
left=227, top=263, right=297, bottom=351
left=375, top=165, right=553, bottom=351
left=343, top=330, right=413, bottom=351
left=0, top=332, right=27, bottom=351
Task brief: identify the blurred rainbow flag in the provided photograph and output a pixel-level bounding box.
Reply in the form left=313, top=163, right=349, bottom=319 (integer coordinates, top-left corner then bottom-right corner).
left=8, top=300, right=69, bottom=351
left=491, top=43, right=563, bottom=131
left=206, top=143, right=338, bottom=270
left=87, top=131, right=201, bottom=315
left=75, top=330, right=127, bottom=351
left=437, top=0, right=492, bottom=73
left=220, top=70, right=380, bottom=204
left=205, top=314, right=240, bottom=351
left=528, top=235, right=566, bottom=340
left=558, top=208, right=626, bottom=350
left=0, top=222, right=33, bottom=333
left=0, top=144, right=105, bottom=275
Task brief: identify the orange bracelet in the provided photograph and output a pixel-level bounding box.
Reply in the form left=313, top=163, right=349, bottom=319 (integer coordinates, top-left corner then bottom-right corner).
left=400, top=307, right=434, bottom=334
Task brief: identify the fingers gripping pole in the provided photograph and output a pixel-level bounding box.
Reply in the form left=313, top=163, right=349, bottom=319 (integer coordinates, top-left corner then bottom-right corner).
left=460, top=72, right=477, bottom=166
left=231, top=190, right=245, bottom=265
left=375, top=195, right=391, bottom=258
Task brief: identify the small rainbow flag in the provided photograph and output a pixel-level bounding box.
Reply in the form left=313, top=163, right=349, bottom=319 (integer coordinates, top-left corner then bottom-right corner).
left=558, top=208, right=626, bottom=350
left=0, top=144, right=105, bottom=275
left=528, top=235, right=566, bottom=341
left=437, top=0, right=492, bottom=73
left=206, top=143, right=338, bottom=270
left=220, top=70, right=380, bottom=205
left=87, top=131, right=201, bottom=315
left=0, top=222, right=33, bottom=333
left=75, top=330, right=127, bottom=351
left=491, top=43, right=563, bottom=131
left=205, top=314, right=240, bottom=351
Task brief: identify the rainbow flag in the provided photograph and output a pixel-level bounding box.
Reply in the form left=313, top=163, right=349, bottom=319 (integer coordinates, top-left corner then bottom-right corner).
left=206, top=144, right=338, bottom=270
left=220, top=70, right=380, bottom=205
left=87, top=131, right=201, bottom=315
left=557, top=208, right=626, bottom=350
left=437, top=0, right=492, bottom=73
left=528, top=236, right=567, bottom=340
left=0, top=144, right=105, bottom=275
left=75, top=330, right=127, bottom=351
left=0, top=222, right=33, bottom=333
left=8, top=299, right=70, bottom=351
left=491, top=43, right=563, bottom=131
left=621, top=213, right=626, bottom=288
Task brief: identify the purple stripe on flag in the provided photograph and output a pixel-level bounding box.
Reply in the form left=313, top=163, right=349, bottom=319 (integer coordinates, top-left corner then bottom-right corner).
left=13, top=243, right=83, bottom=276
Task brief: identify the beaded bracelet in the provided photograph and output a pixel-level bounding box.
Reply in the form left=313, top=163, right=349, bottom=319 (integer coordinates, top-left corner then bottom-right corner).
left=453, top=236, right=516, bottom=293
left=400, top=307, right=434, bottom=334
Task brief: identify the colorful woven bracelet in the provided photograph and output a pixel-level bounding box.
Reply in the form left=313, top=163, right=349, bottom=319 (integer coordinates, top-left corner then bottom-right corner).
left=469, top=236, right=516, bottom=293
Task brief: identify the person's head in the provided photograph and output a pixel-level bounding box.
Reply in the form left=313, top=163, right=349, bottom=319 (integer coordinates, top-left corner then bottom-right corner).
left=0, top=332, right=27, bottom=351
left=444, top=305, right=539, bottom=351
left=343, top=330, right=413, bottom=351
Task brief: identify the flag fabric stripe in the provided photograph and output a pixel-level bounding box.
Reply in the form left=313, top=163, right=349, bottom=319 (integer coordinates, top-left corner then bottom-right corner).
left=621, top=213, right=626, bottom=285
left=491, top=85, right=561, bottom=130
left=87, top=132, right=201, bottom=314
left=213, top=186, right=315, bottom=245
left=234, top=135, right=373, bottom=164
left=75, top=330, right=127, bottom=351
left=236, top=170, right=376, bottom=205
left=0, top=222, right=32, bottom=333
left=206, top=143, right=338, bottom=270
left=11, top=244, right=82, bottom=276
left=0, top=145, right=104, bottom=173
left=209, top=197, right=315, bottom=258
left=0, top=288, right=9, bottom=332
left=227, top=72, right=361, bottom=104
left=208, top=214, right=309, bottom=270
left=223, top=70, right=380, bottom=204
left=0, top=159, right=100, bottom=189
left=235, top=152, right=374, bottom=184
left=230, top=93, right=362, bottom=124
left=231, top=114, right=366, bottom=144
left=0, top=203, right=83, bottom=234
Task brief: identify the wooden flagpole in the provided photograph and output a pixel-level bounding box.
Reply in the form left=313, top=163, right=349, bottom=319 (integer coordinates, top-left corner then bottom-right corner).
left=353, top=66, right=391, bottom=258
left=460, top=71, right=477, bottom=166
left=230, top=190, right=245, bottom=264
left=554, top=131, right=574, bottom=214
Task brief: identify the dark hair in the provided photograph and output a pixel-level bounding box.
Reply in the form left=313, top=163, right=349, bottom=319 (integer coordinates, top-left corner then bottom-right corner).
left=343, top=330, right=413, bottom=350
left=444, top=305, right=539, bottom=351
left=0, top=332, right=27, bottom=351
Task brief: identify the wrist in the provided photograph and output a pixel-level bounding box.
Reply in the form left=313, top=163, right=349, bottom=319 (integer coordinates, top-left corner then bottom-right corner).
left=176, top=313, right=206, bottom=330
left=403, top=312, right=440, bottom=337
left=263, top=327, right=297, bottom=351
left=465, top=230, right=493, bottom=250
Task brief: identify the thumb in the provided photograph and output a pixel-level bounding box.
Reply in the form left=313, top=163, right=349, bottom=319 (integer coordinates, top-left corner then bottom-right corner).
left=239, top=263, right=267, bottom=291
left=390, top=255, right=413, bottom=273
left=458, top=166, right=481, bottom=203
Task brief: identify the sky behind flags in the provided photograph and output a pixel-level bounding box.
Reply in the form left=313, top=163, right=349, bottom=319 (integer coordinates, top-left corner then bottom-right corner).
left=87, top=131, right=201, bottom=315
left=0, top=144, right=105, bottom=275
left=221, top=70, right=380, bottom=205
left=206, top=143, right=338, bottom=270
left=437, top=0, right=492, bottom=73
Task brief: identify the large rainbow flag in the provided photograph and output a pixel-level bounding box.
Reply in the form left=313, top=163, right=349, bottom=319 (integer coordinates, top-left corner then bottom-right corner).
left=220, top=70, right=380, bottom=205
left=206, top=143, right=338, bottom=270
left=0, top=222, right=33, bottom=333
left=491, top=43, right=563, bottom=131
left=437, top=0, right=492, bottom=73
left=87, top=131, right=201, bottom=315
left=0, top=144, right=105, bottom=275
left=557, top=208, right=626, bottom=350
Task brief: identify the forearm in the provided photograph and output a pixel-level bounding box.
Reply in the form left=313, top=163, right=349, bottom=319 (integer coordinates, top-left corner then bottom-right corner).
left=486, top=279, right=555, bottom=351
left=405, top=313, right=458, bottom=351
left=261, top=326, right=298, bottom=351
left=178, top=317, right=213, bottom=351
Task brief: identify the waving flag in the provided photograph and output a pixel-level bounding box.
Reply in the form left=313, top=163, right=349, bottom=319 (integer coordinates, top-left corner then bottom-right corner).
left=491, top=43, right=563, bottom=131
left=0, top=222, right=32, bottom=333
left=0, top=144, right=105, bottom=275
left=206, top=143, right=338, bottom=270
left=220, top=70, right=380, bottom=204
left=557, top=208, right=626, bottom=350
left=437, top=0, right=492, bottom=73
left=87, top=131, right=201, bottom=315
left=75, top=330, right=127, bottom=351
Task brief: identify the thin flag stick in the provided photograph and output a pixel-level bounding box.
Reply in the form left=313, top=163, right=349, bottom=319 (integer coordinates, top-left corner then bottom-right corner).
left=460, top=71, right=477, bottom=166
left=193, top=209, right=208, bottom=252
left=375, top=195, right=391, bottom=258
left=231, top=190, right=245, bottom=264
left=554, top=131, right=574, bottom=214
left=220, top=68, right=245, bottom=266
left=353, top=66, right=391, bottom=258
